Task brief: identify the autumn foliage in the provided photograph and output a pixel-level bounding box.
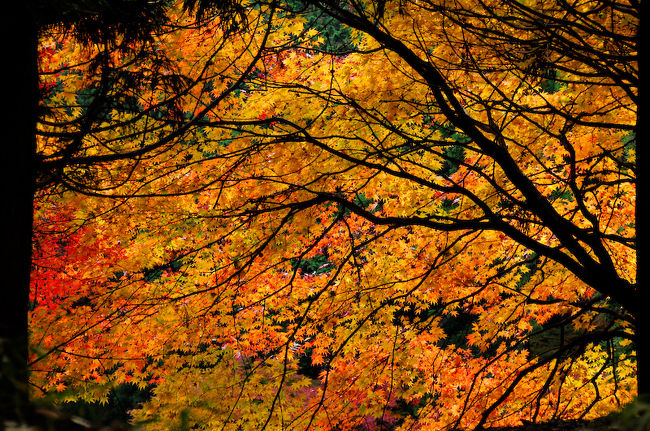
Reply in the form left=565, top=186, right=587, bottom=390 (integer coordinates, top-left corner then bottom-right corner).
left=30, top=0, right=638, bottom=429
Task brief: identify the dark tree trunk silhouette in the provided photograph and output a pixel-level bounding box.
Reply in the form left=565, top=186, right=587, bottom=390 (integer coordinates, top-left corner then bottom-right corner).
left=635, top=0, right=648, bottom=397
left=1, top=2, right=38, bottom=422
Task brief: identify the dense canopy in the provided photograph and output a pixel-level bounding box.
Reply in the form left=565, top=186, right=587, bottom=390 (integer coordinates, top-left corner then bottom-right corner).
left=25, top=0, right=640, bottom=429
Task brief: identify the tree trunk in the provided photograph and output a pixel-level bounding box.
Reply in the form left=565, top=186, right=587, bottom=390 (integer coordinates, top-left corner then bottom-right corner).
left=1, top=3, right=38, bottom=422
left=635, top=0, right=649, bottom=399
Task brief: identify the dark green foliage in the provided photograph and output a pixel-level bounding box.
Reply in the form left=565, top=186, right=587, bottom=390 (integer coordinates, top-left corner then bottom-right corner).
left=600, top=396, right=650, bottom=431
left=75, top=87, right=113, bottom=122
left=515, top=253, right=539, bottom=291
left=527, top=315, right=579, bottom=360
left=297, top=348, right=326, bottom=379
left=539, top=69, right=565, bottom=94
left=284, top=0, right=356, bottom=53
left=549, top=188, right=574, bottom=202
left=439, top=145, right=466, bottom=177
left=438, top=310, right=477, bottom=350
left=439, top=197, right=459, bottom=213
left=292, top=253, right=331, bottom=276
left=143, top=259, right=183, bottom=282
left=427, top=121, right=468, bottom=177
left=58, top=383, right=154, bottom=425
left=434, top=122, right=471, bottom=144
left=171, top=409, right=193, bottom=431
left=391, top=393, right=432, bottom=420
left=394, top=304, right=477, bottom=350
left=621, top=132, right=635, bottom=165
left=352, top=192, right=374, bottom=210
left=333, top=192, right=376, bottom=218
